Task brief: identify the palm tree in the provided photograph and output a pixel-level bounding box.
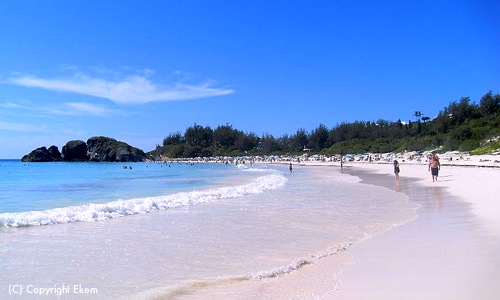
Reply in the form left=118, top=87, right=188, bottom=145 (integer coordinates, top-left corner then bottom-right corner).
left=413, top=111, right=422, bottom=121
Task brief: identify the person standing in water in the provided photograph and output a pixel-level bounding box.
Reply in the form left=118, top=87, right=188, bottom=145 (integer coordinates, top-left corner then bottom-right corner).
left=428, top=153, right=441, bottom=182
left=393, top=160, right=400, bottom=181
left=289, top=163, right=293, bottom=173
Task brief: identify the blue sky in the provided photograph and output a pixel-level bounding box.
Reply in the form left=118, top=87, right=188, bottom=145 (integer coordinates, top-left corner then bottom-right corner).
left=0, top=0, right=498, bottom=158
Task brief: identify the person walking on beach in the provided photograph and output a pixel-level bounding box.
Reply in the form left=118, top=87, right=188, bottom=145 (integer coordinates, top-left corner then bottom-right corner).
left=393, top=160, right=400, bottom=181
left=428, top=154, right=441, bottom=182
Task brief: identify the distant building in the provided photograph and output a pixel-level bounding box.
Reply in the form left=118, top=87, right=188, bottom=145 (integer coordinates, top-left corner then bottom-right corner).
left=303, top=146, right=313, bottom=152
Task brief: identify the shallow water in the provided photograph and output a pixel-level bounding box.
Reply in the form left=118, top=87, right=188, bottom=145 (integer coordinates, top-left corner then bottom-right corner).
left=0, top=163, right=417, bottom=299
left=0, top=160, right=250, bottom=214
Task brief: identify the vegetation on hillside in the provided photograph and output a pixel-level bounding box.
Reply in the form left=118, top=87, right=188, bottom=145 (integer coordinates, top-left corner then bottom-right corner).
left=150, top=91, right=500, bottom=158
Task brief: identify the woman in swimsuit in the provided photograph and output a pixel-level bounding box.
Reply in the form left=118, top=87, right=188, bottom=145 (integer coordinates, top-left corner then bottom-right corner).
left=393, top=160, right=400, bottom=181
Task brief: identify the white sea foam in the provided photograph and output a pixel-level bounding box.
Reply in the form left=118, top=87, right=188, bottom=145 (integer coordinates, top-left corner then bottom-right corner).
left=249, top=242, right=353, bottom=280
left=0, top=173, right=287, bottom=227
left=242, top=167, right=269, bottom=172
left=336, top=173, right=362, bottom=183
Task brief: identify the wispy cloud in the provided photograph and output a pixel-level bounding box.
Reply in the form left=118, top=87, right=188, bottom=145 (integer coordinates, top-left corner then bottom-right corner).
left=0, top=120, right=49, bottom=133
left=7, top=72, right=234, bottom=104
left=46, top=102, right=119, bottom=116
left=1, top=100, right=120, bottom=117
left=64, top=102, right=115, bottom=116
left=0, top=102, right=24, bottom=109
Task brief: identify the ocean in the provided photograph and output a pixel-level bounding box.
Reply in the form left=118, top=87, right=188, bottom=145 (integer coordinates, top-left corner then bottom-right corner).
left=0, top=160, right=418, bottom=299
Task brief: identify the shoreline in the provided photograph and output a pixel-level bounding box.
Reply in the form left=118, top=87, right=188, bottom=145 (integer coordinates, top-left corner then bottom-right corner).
left=258, top=151, right=500, bottom=239
left=344, top=161, right=500, bottom=239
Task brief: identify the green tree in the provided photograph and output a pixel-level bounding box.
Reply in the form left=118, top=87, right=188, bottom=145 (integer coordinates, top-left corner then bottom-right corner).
left=387, top=119, right=404, bottom=139
left=236, top=132, right=259, bottom=152
left=328, top=122, right=350, bottom=144
left=277, top=134, right=292, bottom=152
left=260, top=133, right=280, bottom=154
left=290, top=128, right=309, bottom=152
left=213, top=124, right=240, bottom=149
left=163, top=131, right=183, bottom=146
left=479, top=90, right=500, bottom=117
left=184, top=124, right=213, bottom=148
left=448, top=97, right=478, bottom=126
left=309, top=123, right=329, bottom=151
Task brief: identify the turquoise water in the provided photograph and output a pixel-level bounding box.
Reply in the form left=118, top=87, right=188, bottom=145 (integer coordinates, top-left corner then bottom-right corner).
left=0, top=160, right=283, bottom=226
left=0, top=160, right=222, bottom=212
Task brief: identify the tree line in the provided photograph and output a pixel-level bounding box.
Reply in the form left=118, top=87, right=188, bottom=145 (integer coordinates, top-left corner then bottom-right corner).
left=151, top=90, right=500, bottom=158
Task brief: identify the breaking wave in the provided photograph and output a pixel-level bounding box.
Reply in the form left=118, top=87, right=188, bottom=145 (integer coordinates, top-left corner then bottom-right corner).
left=0, top=173, right=287, bottom=227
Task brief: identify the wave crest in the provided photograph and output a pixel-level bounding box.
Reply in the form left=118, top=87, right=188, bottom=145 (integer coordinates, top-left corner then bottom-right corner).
left=0, top=173, right=287, bottom=228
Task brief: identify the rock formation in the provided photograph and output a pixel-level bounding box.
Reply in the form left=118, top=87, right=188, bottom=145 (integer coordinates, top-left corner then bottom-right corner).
left=21, top=147, right=52, bottom=162
left=87, top=136, right=147, bottom=162
left=21, top=145, right=63, bottom=162
left=21, top=137, right=148, bottom=162
left=47, top=145, right=63, bottom=161
left=62, top=140, right=88, bottom=161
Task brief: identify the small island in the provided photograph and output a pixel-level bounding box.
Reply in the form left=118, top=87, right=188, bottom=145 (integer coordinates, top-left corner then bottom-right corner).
left=21, top=136, right=149, bottom=162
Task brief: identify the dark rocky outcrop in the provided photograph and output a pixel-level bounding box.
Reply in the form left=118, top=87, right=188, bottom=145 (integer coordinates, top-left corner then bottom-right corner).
left=62, top=140, right=88, bottom=161
left=21, top=137, right=149, bottom=162
left=47, top=145, right=63, bottom=161
left=21, top=147, right=52, bottom=162
left=21, top=145, right=63, bottom=162
left=87, top=136, right=148, bottom=162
